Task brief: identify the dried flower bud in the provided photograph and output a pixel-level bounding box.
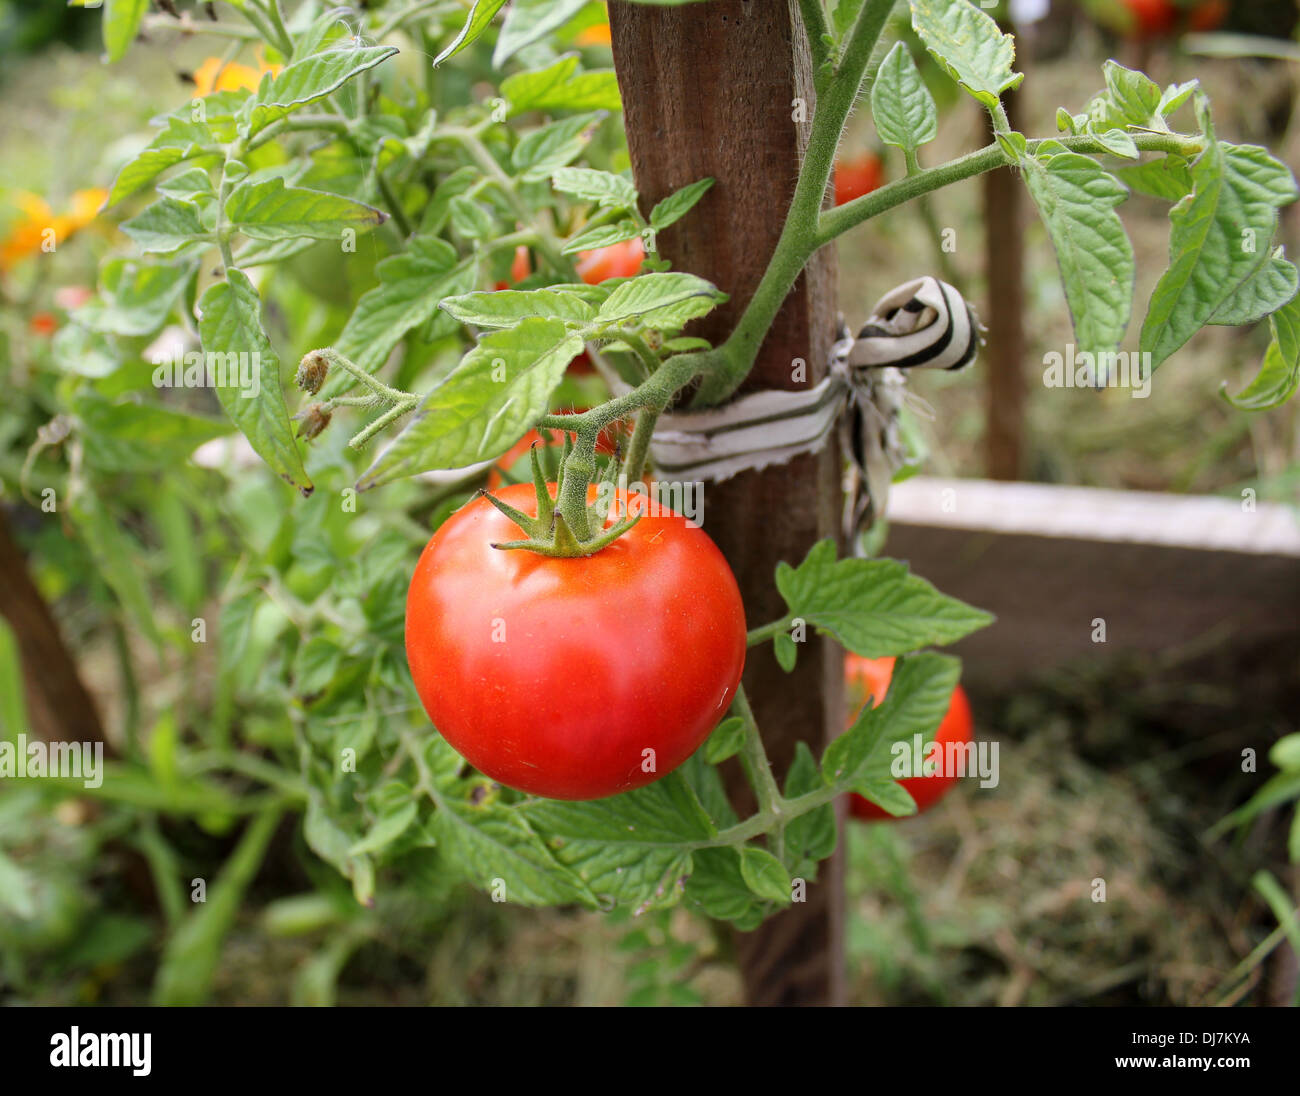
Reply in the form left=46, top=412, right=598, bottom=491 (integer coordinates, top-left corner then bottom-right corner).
left=293, top=402, right=332, bottom=440
left=296, top=352, right=329, bottom=394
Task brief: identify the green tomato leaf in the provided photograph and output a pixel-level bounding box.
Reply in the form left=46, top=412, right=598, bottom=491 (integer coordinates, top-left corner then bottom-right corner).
left=348, top=802, right=418, bottom=857
left=102, top=0, right=147, bottom=64
left=1207, top=250, right=1298, bottom=327
left=595, top=272, right=727, bottom=328
left=775, top=540, right=993, bottom=656
left=439, top=288, right=596, bottom=328
left=72, top=394, right=231, bottom=474
left=68, top=491, right=164, bottom=654
left=157, top=167, right=217, bottom=203
left=1222, top=292, right=1300, bottom=410
left=739, top=846, right=792, bottom=905
left=433, top=802, right=596, bottom=906
left=434, top=0, right=508, bottom=66
left=773, top=632, right=798, bottom=672
left=520, top=774, right=715, bottom=913
left=107, top=146, right=195, bottom=208
left=357, top=318, right=584, bottom=488
left=822, top=653, right=959, bottom=807
left=909, top=0, right=1023, bottom=110
left=512, top=112, right=606, bottom=181
left=649, top=178, right=715, bottom=231
left=871, top=42, right=938, bottom=156
left=682, top=847, right=765, bottom=930
left=493, top=0, right=589, bottom=67
left=1115, top=155, right=1193, bottom=202
left=1141, top=140, right=1300, bottom=368
left=447, top=194, right=496, bottom=240
left=76, top=258, right=195, bottom=337
left=783, top=743, right=836, bottom=877
left=1023, top=151, right=1135, bottom=358
left=562, top=219, right=642, bottom=255
left=197, top=269, right=313, bottom=496
left=323, top=237, right=462, bottom=395
left=120, top=198, right=210, bottom=254
left=245, top=45, right=399, bottom=134
left=702, top=716, right=747, bottom=764
left=552, top=166, right=638, bottom=210
left=501, top=56, right=623, bottom=115
left=226, top=178, right=386, bottom=241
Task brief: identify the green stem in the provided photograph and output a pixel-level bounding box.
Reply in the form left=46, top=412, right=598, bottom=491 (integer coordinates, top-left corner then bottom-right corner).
left=623, top=408, right=659, bottom=484
left=735, top=687, right=782, bottom=816
left=376, top=170, right=414, bottom=238
left=256, top=0, right=294, bottom=56
left=746, top=616, right=794, bottom=647
left=818, top=131, right=1203, bottom=245
left=442, top=127, right=575, bottom=277
left=613, top=328, right=662, bottom=379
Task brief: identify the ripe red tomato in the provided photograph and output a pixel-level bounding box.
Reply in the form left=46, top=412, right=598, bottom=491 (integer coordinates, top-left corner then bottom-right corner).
left=833, top=154, right=883, bottom=207
left=406, top=482, right=747, bottom=800
left=1187, top=0, right=1227, bottom=32
left=577, top=237, right=645, bottom=284
left=1121, top=0, right=1178, bottom=37
left=845, top=654, right=974, bottom=820
left=493, top=245, right=532, bottom=290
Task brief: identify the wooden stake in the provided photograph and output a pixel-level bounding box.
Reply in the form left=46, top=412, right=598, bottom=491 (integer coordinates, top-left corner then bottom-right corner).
left=610, top=0, right=845, bottom=1007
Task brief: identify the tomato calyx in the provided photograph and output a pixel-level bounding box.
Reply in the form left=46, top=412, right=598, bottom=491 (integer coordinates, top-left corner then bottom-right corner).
left=478, top=436, right=640, bottom=558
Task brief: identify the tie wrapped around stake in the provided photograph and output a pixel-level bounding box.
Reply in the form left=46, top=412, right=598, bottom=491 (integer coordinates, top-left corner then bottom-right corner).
left=601, top=276, right=983, bottom=549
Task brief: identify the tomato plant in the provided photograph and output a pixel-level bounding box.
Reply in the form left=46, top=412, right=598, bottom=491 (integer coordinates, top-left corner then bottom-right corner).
left=842, top=655, right=974, bottom=820
left=406, top=483, right=747, bottom=800
left=0, top=0, right=1293, bottom=1006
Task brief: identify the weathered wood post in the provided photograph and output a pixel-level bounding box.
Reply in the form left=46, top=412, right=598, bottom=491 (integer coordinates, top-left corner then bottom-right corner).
left=609, top=0, right=846, bottom=1006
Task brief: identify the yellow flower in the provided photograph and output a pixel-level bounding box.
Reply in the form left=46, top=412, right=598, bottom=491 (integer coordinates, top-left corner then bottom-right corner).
left=0, top=188, right=109, bottom=271
left=192, top=54, right=281, bottom=97
left=575, top=23, right=611, bottom=47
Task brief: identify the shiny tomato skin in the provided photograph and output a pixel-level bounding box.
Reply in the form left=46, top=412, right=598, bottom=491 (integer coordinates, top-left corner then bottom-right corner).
left=577, top=237, right=645, bottom=284
left=833, top=155, right=883, bottom=206
left=845, top=654, right=974, bottom=820
left=406, top=483, right=747, bottom=800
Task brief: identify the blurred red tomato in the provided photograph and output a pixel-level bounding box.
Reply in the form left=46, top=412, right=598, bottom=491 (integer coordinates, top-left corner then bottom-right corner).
left=493, top=245, right=532, bottom=290
left=1122, top=0, right=1179, bottom=36
left=834, top=154, right=883, bottom=206
left=1187, top=0, right=1228, bottom=32
left=844, top=654, right=975, bottom=821
left=577, top=237, right=644, bottom=284
left=29, top=311, right=57, bottom=336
